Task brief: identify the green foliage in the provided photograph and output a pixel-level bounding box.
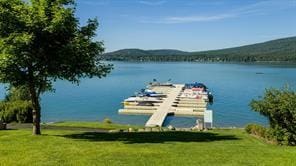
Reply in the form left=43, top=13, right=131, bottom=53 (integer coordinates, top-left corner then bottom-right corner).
left=0, top=100, right=32, bottom=123
left=0, top=0, right=112, bottom=134
left=0, top=0, right=112, bottom=89
left=103, top=37, right=296, bottom=62
left=103, top=118, right=112, bottom=124
left=250, top=87, right=296, bottom=145
left=245, top=124, right=273, bottom=141
left=0, top=86, right=33, bottom=123
left=5, top=86, right=31, bottom=101
left=245, top=124, right=266, bottom=136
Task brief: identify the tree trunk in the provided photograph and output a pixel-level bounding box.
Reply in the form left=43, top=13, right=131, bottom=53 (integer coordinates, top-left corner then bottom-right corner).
left=32, top=102, right=41, bottom=135
left=28, top=81, right=41, bottom=135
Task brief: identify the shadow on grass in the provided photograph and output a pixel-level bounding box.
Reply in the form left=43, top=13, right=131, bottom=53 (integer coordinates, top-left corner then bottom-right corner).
left=61, top=131, right=240, bottom=144
left=7, top=123, right=108, bottom=132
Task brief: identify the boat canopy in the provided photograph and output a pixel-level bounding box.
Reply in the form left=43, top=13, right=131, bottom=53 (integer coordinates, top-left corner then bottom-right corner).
left=185, top=82, right=207, bottom=89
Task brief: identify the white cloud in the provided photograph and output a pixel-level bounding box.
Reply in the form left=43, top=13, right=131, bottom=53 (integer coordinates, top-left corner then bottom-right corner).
left=138, top=0, right=167, bottom=6
left=141, top=14, right=234, bottom=24
left=162, top=14, right=234, bottom=24
left=141, top=0, right=296, bottom=24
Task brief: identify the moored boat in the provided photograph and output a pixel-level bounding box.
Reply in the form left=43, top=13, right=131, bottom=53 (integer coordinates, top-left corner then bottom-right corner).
left=182, top=82, right=213, bottom=103
left=137, top=89, right=167, bottom=97
left=124, top=97, right=162, bottom=103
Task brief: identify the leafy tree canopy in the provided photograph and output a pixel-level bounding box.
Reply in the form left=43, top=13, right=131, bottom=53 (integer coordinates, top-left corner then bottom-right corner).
left=0, top=0, right=112, bottom=134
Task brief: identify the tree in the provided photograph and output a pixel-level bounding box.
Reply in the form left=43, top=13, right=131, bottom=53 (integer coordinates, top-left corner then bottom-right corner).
left=0, top=0, right=112, bottom=135
left=0, top=86, right=33, bottom=123
left=5, top=86, right=31, bottom=101
left=250, top=87, right=296, bottom=145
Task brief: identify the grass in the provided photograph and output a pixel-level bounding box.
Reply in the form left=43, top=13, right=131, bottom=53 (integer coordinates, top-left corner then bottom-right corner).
left=49, top=121, right=141, bottom=130
left=1, top=124, right=296, bottom=166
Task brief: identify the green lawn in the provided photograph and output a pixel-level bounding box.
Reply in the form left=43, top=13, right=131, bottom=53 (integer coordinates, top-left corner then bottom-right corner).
left=0, top=125, right=296, bottom=166
left=49, top=121, right=141, bottom=130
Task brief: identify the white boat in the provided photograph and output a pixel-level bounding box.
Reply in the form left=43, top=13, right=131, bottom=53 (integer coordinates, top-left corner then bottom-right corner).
left=138, top=89, right=167, bottom=97
left=124, top=97, right=162, bottom=103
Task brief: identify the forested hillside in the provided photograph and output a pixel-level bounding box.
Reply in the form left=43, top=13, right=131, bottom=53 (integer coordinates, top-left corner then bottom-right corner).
left=102, top=37, right=296, bottom=62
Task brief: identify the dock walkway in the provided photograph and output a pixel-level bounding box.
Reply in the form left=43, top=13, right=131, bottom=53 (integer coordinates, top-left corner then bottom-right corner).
left=145, top=84, right=184, bottom=127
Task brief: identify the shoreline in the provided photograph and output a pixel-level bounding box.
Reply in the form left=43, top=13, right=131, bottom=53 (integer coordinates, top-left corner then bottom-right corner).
left=103, top=60, right=296, bottom=66
left=6, top=121, right=246, bottom=131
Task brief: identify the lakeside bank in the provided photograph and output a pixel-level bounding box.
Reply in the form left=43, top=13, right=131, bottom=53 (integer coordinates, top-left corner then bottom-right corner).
left=1, top=121, right=296, bottom=166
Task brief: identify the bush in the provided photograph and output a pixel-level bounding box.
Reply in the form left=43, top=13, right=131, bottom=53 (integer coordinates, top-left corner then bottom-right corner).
left=0, top=100, right=33, bottom=123
left=103, top=118, right=112, bottom=124
left=245, top=124, right=267, bottom=137
left=250, top=87, right=296, bottom=145
left=245, top=124, right=275, bottom=142
left=268, top=127, right=296, bottom=146
left=0, top=86, right=33, bottom=123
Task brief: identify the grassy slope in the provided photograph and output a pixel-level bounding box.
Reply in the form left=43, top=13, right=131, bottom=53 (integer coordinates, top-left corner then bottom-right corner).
left=1, top=127, right=296, bottom=166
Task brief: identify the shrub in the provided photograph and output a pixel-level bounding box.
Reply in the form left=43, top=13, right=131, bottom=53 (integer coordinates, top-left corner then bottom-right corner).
left=268, top=127, right=296, bottom=146
left=0, top=100, right=33, bottom=123
left=245, top=124, right=267, bottom=138
left=103, top=118, right=112, bottom=124
left=245, top=124, right=276, bottom=143
left=0, top=86, right=33, bottom=123
left=250, top=87, right=296, bottom=145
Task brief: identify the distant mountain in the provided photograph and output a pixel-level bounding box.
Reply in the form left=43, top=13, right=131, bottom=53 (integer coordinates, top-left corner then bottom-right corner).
left=147, top=49, right=189, bottom=56
left=104, top=49, right=189, bottom=57
left=102, top=36, right=296, bottom=62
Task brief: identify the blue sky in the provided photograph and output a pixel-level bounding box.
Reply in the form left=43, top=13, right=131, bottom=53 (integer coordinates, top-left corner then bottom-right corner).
left=76, top=0, right=296, bottom=52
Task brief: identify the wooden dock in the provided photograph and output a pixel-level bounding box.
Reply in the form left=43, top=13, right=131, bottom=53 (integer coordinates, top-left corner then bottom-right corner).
left=118, top=83, right=213, bottom=128
left=145, top=84, right=184, bottom=127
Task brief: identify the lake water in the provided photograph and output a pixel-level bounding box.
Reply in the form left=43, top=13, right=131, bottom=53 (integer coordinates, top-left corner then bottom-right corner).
left=1, top=62, right=296, bottom=127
